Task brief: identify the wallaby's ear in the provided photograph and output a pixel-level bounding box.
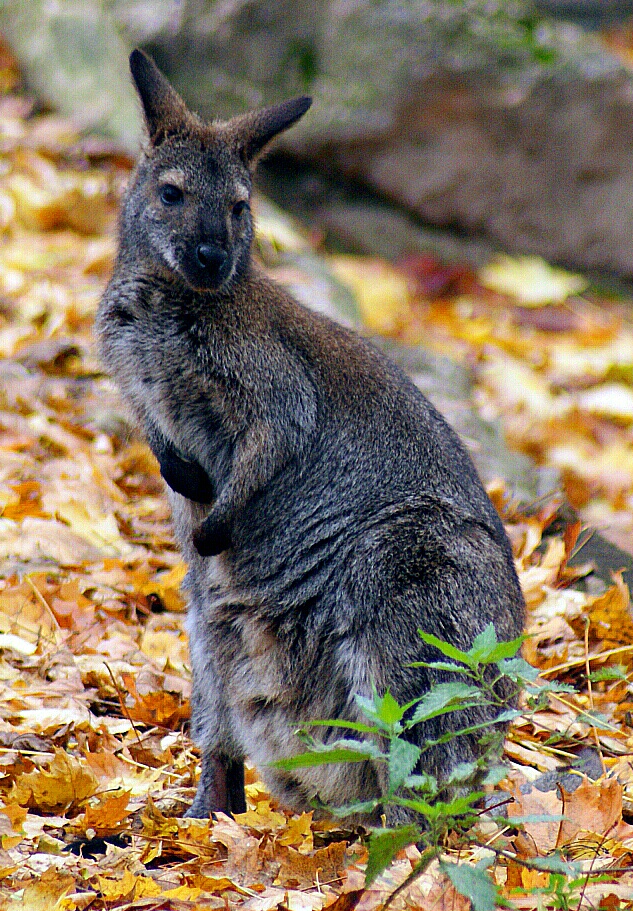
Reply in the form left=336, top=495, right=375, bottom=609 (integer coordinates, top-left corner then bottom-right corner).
left=233, top=96, right=312, bottom=164
left=130, top=49, right=191, bottom=145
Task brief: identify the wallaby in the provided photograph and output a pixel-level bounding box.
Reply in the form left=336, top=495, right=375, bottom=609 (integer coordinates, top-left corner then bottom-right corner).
left=97, top=49, right=525, bottom=823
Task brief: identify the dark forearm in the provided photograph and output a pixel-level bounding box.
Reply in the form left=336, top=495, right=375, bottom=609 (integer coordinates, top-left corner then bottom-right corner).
left=146, top=424, right=214, bottom=504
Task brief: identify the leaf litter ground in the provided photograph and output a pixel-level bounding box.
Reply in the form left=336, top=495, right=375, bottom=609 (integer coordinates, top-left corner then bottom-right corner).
left=1, top=43, right=633, bottom=911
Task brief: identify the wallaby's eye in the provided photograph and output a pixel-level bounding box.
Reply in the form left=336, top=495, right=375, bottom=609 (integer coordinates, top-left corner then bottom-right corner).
left=160, top=184, right=184, bottom=206
left=232, top=200, right=249, bottom=218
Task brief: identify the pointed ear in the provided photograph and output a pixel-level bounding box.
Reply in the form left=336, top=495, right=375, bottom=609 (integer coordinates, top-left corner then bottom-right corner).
left=233, top=96, right=312, bottom=164
left=129, top=48, right=191, bottom=144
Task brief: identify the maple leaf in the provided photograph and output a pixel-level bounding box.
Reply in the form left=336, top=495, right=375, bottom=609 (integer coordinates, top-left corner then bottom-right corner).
left=11, top=749, right=98, bottom=812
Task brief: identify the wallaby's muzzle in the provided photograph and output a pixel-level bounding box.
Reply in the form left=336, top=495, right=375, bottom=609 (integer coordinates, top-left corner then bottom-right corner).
left=179, top=239, right=232, bottom=291
left=196, top=243, right=229, bottom=283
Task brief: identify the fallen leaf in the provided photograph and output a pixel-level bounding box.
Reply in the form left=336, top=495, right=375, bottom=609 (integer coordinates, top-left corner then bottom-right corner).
left=479, top=254, right=588, bottom=305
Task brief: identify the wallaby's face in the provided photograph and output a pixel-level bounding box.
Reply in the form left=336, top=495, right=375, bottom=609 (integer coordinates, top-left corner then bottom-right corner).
left=124, top=51, right=311, bottom=294
left=128, top=139, right=254, bottom=292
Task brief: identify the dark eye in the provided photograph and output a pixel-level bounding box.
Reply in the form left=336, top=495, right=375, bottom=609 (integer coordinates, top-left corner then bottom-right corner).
left=232, top=200, right=249, bottom=218
left=160, top=184, right=184, bottom=206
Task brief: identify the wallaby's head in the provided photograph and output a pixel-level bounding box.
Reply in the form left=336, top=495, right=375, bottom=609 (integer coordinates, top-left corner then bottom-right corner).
left=122, top=49, right=311, bottom=293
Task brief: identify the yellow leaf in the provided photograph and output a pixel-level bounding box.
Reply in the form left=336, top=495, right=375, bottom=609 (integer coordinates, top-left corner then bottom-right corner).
left=577, top=383, right=633, bottom=423
left=277, top=812, right=314, bottom=853
left=162, top=885, right=204, bottom=900
left=96, top=870, right=137, bottom=902
left=329, top=256, right=412, bottom=335
left=479, top=254, right=587, bottom=305
left=53, top=499, right=131, bottom=556
left=12, top=868, right=75, bottom=911
left=12, top=749, right=98, bottom=811
left=233, top=799, right=286, bottom=830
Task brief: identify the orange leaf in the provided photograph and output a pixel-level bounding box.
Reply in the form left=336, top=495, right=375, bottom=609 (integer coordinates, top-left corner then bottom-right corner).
left=82, top=791, right=131, bottom=836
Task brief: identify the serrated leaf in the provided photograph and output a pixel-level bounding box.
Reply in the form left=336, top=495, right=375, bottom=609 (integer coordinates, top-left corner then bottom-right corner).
left=525, top=854, right=581, bottom=874
left=469, top=624, right=499, bottom=663
left=377, top=690, right=404, bottom=725
left=418, top=630, right=475, bottom=668
left=477, top=634, right=525, bottom=664
left=306, top=718, right=382, bottom=734
left=388, top=738, right=421, bottom=793
left=482, top=765, right=508, bottom=786
left=441, top=861, right=499, bottom=911
left=404, top=772, right=437, bottom=792
left=408, top=659, right=471, bottom=674
left=588, top=665, right=628, bottom=682
left=326, top=798, right=381, bottom=818
left=498, top=656, right=540, bottom=682
left=434, top=793, right=482, bottom=817
left=365, top=825, right=421, bottom=885
left=409, top=683, right=481, bottom=725
left=354, top=693, right=391, bottom=730
left=494, top=708, right=522, bottom=724
left=392, top=795, right=440, bottom=819
left=445, top=761, right=478, bottom=786
left=271, top=739, right=382, bottom=770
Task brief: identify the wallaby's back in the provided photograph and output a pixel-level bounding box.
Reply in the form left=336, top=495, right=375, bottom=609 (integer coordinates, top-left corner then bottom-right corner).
left=97, top=50, right=525, bottom=822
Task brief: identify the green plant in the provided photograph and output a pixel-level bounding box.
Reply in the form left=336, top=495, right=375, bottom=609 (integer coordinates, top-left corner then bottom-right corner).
left=273, top=623, right=581, bottom=911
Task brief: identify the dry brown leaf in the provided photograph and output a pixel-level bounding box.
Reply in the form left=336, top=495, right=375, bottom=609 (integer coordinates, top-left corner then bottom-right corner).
left=506, top=771, right=563, bottom=855
left=557, top=776, right=623, bottom=847
left=275, top=841, right=347, bottom=889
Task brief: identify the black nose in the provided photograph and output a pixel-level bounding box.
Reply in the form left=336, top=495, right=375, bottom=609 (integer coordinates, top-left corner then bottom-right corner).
left=196, top=243, right=228, bottom=274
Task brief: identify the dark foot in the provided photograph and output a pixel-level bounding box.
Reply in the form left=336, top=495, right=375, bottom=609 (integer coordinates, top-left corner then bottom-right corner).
left=193, top=515, right=232, bottom=556
left=185, top=755, right=228, bottom=818
left=226, top=759, right=246, bottom=815
left=185, top=755, right=246, bottom=818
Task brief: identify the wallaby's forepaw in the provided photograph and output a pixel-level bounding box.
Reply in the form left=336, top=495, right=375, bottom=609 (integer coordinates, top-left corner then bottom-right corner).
left=193, top=514, right=232, bottom=556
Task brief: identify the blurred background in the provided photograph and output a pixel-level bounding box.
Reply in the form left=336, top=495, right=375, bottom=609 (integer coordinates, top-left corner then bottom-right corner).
left=6, top=0, right=633, bottom=274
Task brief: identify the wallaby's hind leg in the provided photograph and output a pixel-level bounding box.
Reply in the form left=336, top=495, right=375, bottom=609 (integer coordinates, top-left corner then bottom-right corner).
left=227, top=759, right=246, bottom=814
left=186, top=754, right=245, bottom=817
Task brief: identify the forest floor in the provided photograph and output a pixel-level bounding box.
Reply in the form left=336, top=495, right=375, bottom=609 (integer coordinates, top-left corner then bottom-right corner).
left=2, top=39, right=633, bottom=911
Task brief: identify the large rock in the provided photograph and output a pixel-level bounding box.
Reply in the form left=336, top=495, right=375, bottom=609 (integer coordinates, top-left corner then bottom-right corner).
left=7, top=0, right=633, bottom=273
left=129, top=0, right=633, bottom=276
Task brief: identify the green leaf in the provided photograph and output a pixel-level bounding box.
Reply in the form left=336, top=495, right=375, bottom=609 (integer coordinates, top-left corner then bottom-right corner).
left=365, top=825, right=421, bottom=886
left=434, top=793, right=482, bottom=817
left=469, top=624, right=499, bottom=664
left=409, top=683, right=481, bottom=725
left=441, top=861, right=499, bottom=911
left=525, top=854, right=581, bottom=875
left=377, top=690, right=405, bottom=725
left=494, top=708, right=522, bottom=724
left=479, top=634, right=525, bottom=663
left=324, top=798, right=381, bottom=818
left=354, top=693, right=400, bottom=731
left=306, top=718, right=382, bottom=734
left=388, top=738, right=421, bottom=793
left=392, top=795, right=443, bottom=820
left=445, top=761, right=478, bottom=786
left=408, top=660, right=472, bottom=675
left=271, top=739, right=382, bottom=770
left=589, top=665, right=628, bottom=682
left=499, top=656, right=540, bottom=683
left=575, top=710, right=613, bottom=729
left=482, top=765, right=509, bottom=787
left=418, top=630, right=476, bottom=668
left=404, top=772, right=437, bottom=792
